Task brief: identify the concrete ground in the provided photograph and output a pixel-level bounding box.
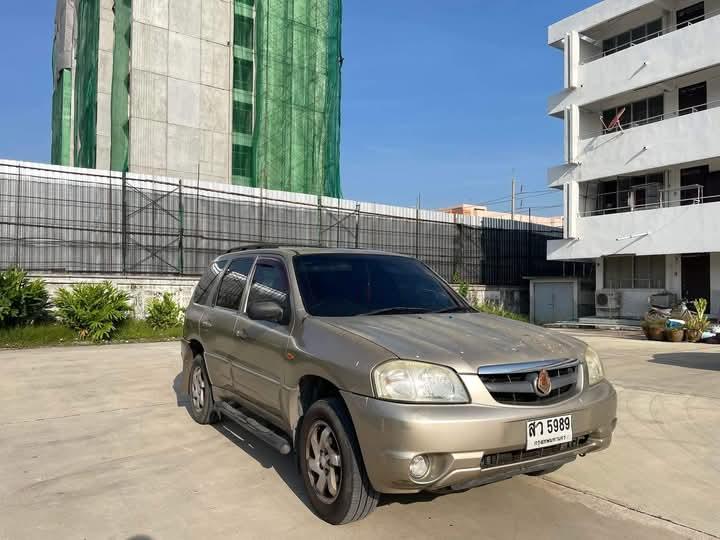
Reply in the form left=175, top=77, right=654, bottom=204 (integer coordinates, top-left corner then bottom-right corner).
left=0, top=332, right=718, bottom=539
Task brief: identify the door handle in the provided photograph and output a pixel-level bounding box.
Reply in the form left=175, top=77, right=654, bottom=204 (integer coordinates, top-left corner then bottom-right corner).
left=200, top=320, right=213, bottom=329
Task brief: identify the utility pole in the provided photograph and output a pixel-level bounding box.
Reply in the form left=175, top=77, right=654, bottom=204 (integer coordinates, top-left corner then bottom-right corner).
left=511, top=170, right=516, bottom=220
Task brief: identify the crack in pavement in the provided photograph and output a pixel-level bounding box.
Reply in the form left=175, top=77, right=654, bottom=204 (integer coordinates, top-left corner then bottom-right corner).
left=541, top=477, right=718, bottom=539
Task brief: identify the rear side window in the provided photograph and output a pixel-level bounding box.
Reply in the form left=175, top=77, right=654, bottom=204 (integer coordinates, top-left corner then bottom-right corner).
left=215, top=257, right=254, bottom=310
left=193, top=260, right=228, bottom=305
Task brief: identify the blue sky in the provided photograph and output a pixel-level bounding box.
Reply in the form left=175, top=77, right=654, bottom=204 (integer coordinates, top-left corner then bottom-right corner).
left=0, top=1, right=596, bottom=213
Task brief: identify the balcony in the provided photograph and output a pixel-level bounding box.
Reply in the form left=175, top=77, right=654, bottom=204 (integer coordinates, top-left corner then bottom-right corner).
left=548, top=10, right=720, bottom=116
left=548, top=102, right=720, bottom=186
left=547, top=199, right=720, bottom=261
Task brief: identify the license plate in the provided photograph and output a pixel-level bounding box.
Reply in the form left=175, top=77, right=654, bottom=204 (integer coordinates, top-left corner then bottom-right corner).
left=526, top=415, right=572, bottom=450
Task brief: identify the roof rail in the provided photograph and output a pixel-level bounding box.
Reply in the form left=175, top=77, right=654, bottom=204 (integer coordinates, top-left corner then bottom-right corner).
left=223, top=244, right=282, bottom=254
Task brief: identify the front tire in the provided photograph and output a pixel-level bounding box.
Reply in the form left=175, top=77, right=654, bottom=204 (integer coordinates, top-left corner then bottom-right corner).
left=188, top=354, right=218, bottom=425
left=299, top=398, right=379, bottom=524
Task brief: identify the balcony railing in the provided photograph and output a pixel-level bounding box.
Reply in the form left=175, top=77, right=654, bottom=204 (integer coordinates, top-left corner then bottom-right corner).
left=580, top=183, right=718, bottom=217
left=583, top=99, right=720, bottom=139
left=582, top=8, right=718, bottom=64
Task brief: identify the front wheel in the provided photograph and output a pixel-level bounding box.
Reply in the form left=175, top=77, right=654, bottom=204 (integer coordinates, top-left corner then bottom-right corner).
left=299, top=398, right=379, bottom=524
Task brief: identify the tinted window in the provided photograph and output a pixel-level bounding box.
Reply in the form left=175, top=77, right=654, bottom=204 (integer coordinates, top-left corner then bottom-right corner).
left=193, top=260, right=228, bottom=305
left=247, top=259, right=291, bottom=323
left=216, top=258, right=254, bottom=310
left=294, top=254, right=463, bottom=317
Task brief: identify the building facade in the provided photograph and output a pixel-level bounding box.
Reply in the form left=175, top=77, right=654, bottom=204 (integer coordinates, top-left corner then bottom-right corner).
left=50, top=0, right=342, bottom=196
left=440, top=204, right=564, bottom=228
left=547, top=0, right=720, bottom=318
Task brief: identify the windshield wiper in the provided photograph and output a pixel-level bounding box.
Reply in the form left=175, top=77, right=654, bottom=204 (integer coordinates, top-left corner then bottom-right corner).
left=362, top=307, right=433, bottom=316
left=434, top=306, right=474, bottom=314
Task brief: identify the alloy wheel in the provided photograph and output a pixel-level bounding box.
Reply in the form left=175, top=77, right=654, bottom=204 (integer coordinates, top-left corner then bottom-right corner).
left=191, top=366, right=205, bottom=411
left=305, top=420, right=343, bottom=503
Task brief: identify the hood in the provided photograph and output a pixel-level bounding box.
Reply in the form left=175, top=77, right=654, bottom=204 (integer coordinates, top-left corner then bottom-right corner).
left=321, top=312, right=586, bottom=374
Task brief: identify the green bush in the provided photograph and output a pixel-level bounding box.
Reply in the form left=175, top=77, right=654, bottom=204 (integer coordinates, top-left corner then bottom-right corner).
left=453, top=272, right=470, bottom=300
left=146, top=292, right=183, bottom=330
left=474, top=301, right=529, bottom=323
left=0, top=268, right=50, bottom=327
left=54, top=281, right=131, bottom=341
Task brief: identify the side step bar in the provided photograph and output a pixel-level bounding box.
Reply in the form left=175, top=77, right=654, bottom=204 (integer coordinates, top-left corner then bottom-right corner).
left=215, top=401, right=292, bottom=455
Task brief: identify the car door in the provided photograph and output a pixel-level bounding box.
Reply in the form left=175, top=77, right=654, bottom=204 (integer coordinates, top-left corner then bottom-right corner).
left=232, top=257, right=292, bottom=417
left=202, top=256, right=255, bottom=390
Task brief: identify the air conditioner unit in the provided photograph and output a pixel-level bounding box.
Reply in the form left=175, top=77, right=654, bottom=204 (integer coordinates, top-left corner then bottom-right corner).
left=596, top=290, right=622, bottom=318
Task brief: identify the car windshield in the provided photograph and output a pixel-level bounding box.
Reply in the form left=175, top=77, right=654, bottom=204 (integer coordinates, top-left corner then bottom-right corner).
left=293, top=254, right=466, bottom=317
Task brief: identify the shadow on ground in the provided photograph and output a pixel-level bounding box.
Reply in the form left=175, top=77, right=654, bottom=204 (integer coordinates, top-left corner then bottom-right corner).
left=650, top=352, right=720, bottom=372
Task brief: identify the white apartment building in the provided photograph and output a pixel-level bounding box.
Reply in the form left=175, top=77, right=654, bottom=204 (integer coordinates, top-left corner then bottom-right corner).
left=547, top=0, right=720, bottom=318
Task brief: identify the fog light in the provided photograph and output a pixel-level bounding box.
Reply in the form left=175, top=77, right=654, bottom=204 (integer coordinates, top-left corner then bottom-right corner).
left=409, top=455, right=430, bottom=479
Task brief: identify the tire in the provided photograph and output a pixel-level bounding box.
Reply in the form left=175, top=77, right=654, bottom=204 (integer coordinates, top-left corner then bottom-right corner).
left=187, top=354, right=218, bottom=425
left=298, top=398, right=379, bottom=524
left=525, top=463, right=564, bottom=476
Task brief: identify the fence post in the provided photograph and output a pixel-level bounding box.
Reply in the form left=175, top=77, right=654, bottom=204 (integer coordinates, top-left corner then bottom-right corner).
left=121, top=172, right=127, bottom=273
left=14, top=165, right=21, bottom=266
left=317, top=194, right=323, bottom=247
left=336, top=197, right=341, bottom=247
left=415, top=196, right=420, bottom=259
left=354, top=203, right=360, bottom=249
left=178, top=178, right=184, bottom=274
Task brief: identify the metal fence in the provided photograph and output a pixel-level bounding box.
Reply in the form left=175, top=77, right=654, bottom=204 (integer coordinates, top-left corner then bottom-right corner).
left=0, top=162, right=590, bottom=285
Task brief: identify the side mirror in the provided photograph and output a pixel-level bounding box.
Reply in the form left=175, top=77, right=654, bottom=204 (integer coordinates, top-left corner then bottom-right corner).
left=248, top=301, right=285, bottom=323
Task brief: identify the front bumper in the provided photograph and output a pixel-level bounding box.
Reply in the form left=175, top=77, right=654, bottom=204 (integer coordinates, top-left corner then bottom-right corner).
left=341, top=380, right=617, bottom=494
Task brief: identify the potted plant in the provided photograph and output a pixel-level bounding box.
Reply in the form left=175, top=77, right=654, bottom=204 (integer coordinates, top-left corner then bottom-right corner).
left=642, top=320, right=665, bottom=341
left=664, top=326, right=685, bottom=343
left=685, top=298, right=709, bottom=343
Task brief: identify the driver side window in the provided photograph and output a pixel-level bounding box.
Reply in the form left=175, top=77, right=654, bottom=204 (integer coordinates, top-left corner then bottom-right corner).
left=247, top=259, right=290, bottom=325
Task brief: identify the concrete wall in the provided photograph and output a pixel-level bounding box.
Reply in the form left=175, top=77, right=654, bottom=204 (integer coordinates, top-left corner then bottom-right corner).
left=129, top=0, right=232, bottom=183
left=35, top=273, right=200, bottom=319
left=33, top=275, right=527, bottom=319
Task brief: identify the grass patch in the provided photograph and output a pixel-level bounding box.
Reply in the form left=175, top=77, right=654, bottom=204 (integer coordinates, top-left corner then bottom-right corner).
left=0, top=324, right=78, bottom=348
left=474, top=302, right=529, bottom=323
left=0, top=320, right=182, bottom=349
left=114, top=319, right=183, bottom=342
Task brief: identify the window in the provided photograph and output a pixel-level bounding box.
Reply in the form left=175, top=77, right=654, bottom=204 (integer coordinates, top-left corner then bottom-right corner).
left=234, top=15, right=254, bottom=49
left=601, top=19, right=663, bottom=57
left=595, top=173, right=664, bottom=214
left=232, top=144, right=253, bottom=178
left=215, top=257, right=254, bottom=310
left=247, top=259, right=291, bottom=324
left=293, top=254, right=462, bottom=317
left=194, top=260, right=229, bottom=305
left=679, top=82, right=707, bottom=115
left=602, top=94, right=664, bottom=133
left=233, top=58, right=253, bottom=92
left=604, top=256, right=665, bottom=289
left=677, top=2, right=704, bottom=29
left=233, top=101, right=253, bottom=134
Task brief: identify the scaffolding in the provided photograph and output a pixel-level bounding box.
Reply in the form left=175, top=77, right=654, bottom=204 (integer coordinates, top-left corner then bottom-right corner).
left=233, top=0, right=343, bottom=197
left=73, top=0, right=100, bottom=169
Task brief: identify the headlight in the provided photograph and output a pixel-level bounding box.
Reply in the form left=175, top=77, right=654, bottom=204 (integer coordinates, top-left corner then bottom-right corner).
left=584, top=347, right=605, bottom=386
left=372, top=360, right=469, bottom=403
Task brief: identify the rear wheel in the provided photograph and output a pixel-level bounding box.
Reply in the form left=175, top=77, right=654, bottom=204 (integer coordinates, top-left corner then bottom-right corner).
left=188, top=354, right=218, bottom=425
left=299, top=398, right=379, bottom=524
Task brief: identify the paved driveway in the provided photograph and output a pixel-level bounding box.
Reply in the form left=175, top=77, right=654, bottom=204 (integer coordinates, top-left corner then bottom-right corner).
left=0, top=333, right=717, bottom=539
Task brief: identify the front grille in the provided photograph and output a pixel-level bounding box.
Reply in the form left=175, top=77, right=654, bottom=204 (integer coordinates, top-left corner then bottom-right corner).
left=478, top=359, right=580, bottom=405
left=481, top=435, right=590, bottom=468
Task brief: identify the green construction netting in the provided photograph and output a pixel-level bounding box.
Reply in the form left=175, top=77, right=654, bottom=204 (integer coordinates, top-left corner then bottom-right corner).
left=51, top=69, right=72, bottom=166
left=74, top=0, right=100, bottom=169
left=232, top=0, right=343, bottom=197
left=110, top=0, right=132, bottom=172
